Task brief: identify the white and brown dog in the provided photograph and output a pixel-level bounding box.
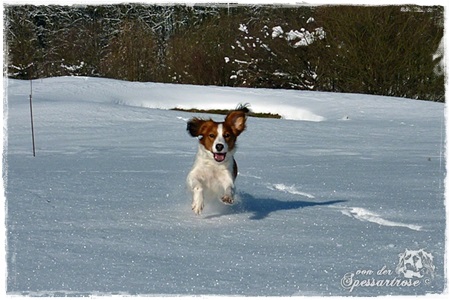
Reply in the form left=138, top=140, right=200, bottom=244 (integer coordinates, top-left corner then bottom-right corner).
left=186, top=105, right=249, bottom=215
left=395, top=249, right=435, bottom=279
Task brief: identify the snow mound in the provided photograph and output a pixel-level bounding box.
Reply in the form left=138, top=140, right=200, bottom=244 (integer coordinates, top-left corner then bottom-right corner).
left=19, top=77, right=327, bottom=122
left=268, top=183, right=315, bottom=199
left=340, top=207, right=423, bottom=231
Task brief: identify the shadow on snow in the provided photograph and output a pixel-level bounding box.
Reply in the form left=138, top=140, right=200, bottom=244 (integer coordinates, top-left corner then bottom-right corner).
left=204, top=192, right=347, bottom=220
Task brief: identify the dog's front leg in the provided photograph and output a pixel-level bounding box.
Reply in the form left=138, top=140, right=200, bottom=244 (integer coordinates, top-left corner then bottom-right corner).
left=221, top=177, right=235, bottom=205
left=191, top=188, right=204, bottom=214
left=191, top=185, right=204, bottom=214
left=187, top=176, right=204, bottom=215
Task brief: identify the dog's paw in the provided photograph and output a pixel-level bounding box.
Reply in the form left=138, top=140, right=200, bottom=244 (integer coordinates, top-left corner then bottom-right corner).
left=192, top=202, right=204, bottom=215
left=221, top=195, right=234, bottom=205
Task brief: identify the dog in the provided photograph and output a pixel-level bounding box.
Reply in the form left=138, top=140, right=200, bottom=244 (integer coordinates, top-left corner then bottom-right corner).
left=395, top=249, right=435, bottom=279
left=186, top=105, right=249, bottom=215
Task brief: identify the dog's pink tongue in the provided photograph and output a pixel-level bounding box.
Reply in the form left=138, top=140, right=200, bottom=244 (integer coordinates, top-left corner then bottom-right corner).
left=214, top=153, right=226, bottom=162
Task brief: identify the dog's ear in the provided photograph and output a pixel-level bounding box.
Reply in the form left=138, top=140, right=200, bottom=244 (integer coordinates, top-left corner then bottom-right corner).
left=395, top=254, right=406, bottom=274
left=418, top=250, right=435, bottom=273
left=187, top=118, right=205, bottom=138
left=225, top=105, right=249, bottom=136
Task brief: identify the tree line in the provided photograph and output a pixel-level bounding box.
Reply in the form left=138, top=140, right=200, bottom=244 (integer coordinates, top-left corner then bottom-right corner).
left=5, top=4, right=445, bottom=101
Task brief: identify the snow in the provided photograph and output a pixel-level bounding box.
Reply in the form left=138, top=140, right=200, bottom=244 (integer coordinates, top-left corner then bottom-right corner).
left=235, top=40, right=245, bottom=51
left=286, top=28, right=326, bottom=47
left=3, top=77, right=446, bottom=296
left=307, top=17, right=315, bottom=24
left=287, top=29, right=305, bottom=41
left=268, top=183, right=315, bottom=199
left=340, top=207, right=423, bottom=231
left=433, top=37, right=445, bottom=76
left=272, top=25, right=325, bottom=47
left=272, top=26, right=284, bottom=38
left=238, top=24, right=248, bottom=34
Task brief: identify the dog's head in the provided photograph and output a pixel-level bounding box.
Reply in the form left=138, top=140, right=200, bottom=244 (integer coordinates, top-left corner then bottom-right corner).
left=395, top=249, right=435, bottom=279
left=187, top=105, right=249, bottom=163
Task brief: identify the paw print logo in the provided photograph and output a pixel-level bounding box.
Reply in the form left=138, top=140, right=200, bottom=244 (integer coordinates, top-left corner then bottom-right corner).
left=395, top=249, right=435, bottom=280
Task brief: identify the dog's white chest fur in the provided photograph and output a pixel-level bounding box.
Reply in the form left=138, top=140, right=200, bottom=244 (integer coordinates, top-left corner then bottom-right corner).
left=187, top=145, right=236, bottom=214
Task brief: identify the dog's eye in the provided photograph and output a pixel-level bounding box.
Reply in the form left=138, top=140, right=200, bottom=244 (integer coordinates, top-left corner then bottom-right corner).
left=224, top=133, right=230, bottom=138
left=209, top=133, right=215, bottom=138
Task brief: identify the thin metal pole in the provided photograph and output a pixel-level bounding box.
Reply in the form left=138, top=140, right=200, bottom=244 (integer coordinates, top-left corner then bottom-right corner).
left=29, top=79, right=36, bottom=157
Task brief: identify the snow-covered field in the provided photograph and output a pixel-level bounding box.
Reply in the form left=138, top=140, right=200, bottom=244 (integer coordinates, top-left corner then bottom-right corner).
left=3, top=77, right=446, bottom=296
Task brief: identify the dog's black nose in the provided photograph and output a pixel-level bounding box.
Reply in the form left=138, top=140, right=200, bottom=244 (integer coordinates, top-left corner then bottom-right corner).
left=215, top=144, right=224, bottom=152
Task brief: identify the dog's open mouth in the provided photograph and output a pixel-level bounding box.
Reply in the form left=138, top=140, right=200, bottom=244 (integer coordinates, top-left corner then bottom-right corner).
left=213, top=153, right=226, bottom=162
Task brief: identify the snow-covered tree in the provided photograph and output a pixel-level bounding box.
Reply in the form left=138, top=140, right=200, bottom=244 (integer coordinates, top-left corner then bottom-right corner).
left=5, top=4, right=444, bottom=101
left=226, top=7, right=327, bottom=90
